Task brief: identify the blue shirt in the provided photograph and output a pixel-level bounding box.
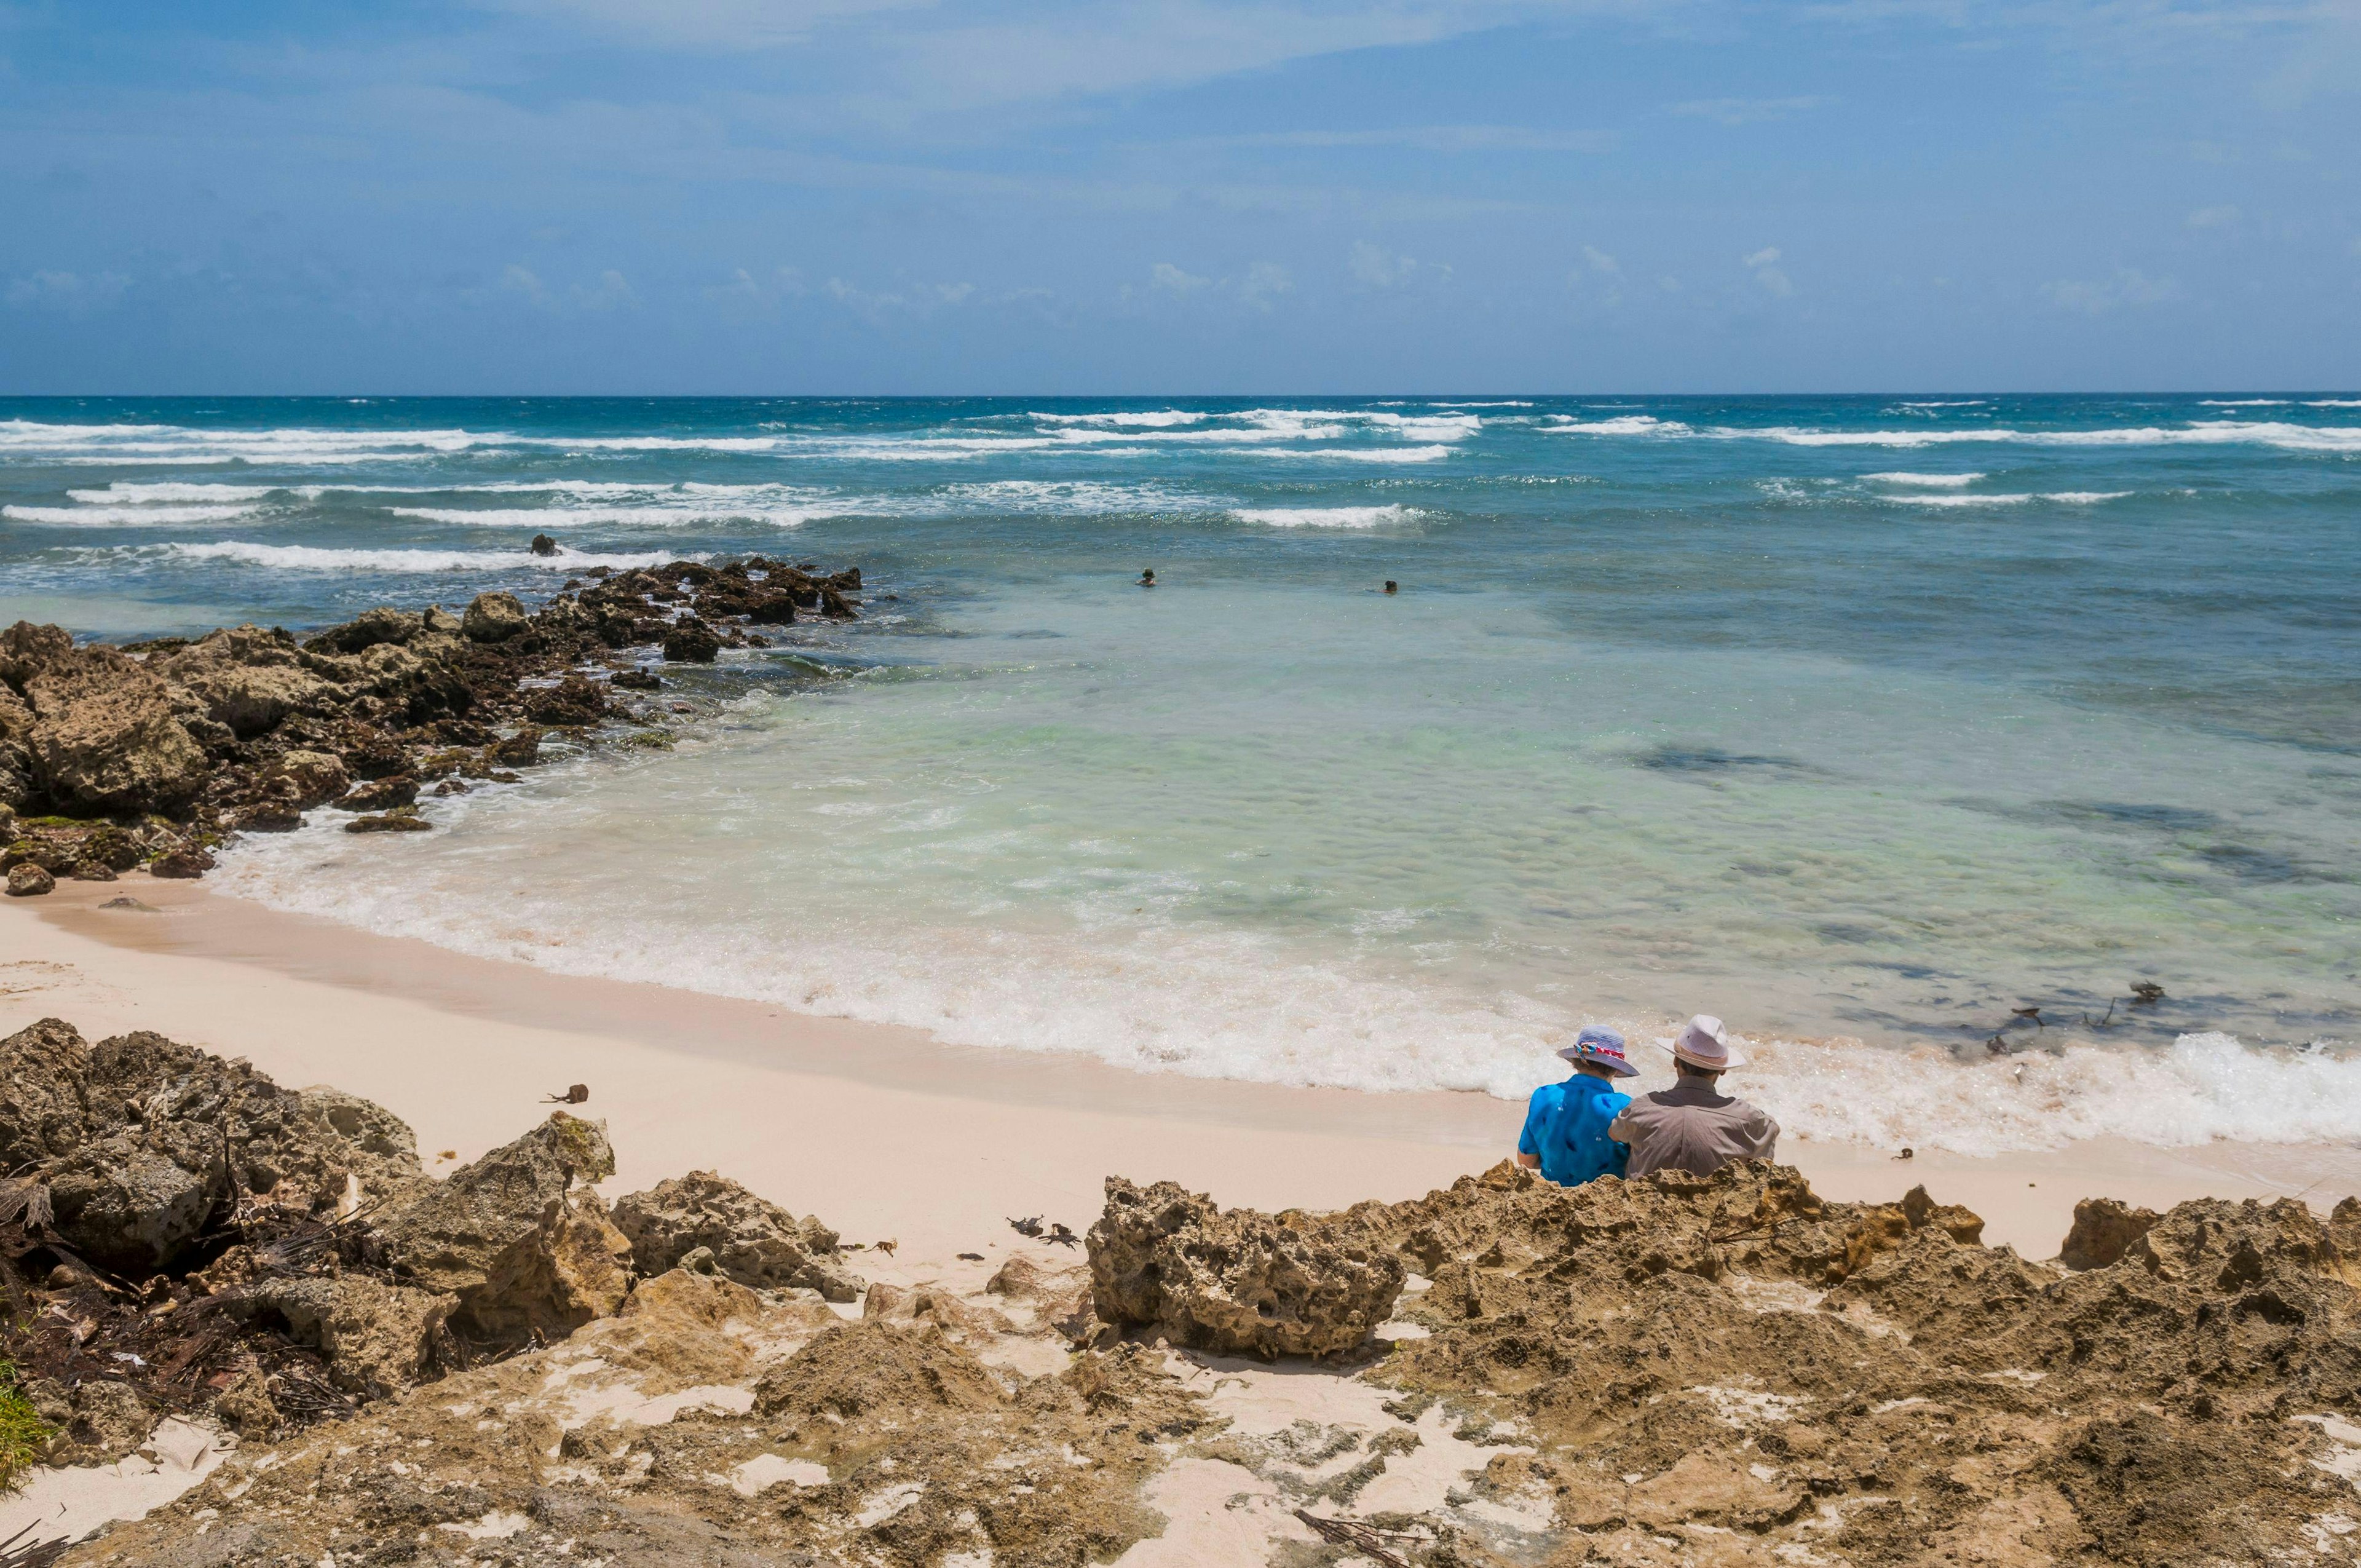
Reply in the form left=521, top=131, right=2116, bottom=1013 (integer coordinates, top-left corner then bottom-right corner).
left=1518, top=1074, right=1633, bottom=1187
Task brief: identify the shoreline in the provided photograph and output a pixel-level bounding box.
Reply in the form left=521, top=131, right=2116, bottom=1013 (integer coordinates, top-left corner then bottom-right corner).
left=9, top=874, right=2359, bottom=1264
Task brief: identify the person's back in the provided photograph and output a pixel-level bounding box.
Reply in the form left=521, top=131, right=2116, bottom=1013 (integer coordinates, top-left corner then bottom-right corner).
left=1517, top=1027, right=1638, bottom=1187
left=1609, top=1015, right=1779, bottom=1179
left=1539, top=1073, right=1631, bottom=1184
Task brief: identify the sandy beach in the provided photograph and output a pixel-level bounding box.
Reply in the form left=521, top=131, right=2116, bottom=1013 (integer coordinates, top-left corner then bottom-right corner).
left=8, top=873, right=2354, bottom=1269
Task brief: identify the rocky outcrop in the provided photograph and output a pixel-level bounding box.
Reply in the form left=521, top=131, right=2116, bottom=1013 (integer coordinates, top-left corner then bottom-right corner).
left=371, top=1113, right=632, bottom=1343
left=461, top=592, right=530, bottom=644
left=1087, top=1176, right=1407, bottom=1357
left=2061, top=1194, right=2162, bottom=1270
left=609, top=1170, right=864, bottom=1302
left=18, top=643, right=212, bottom=814
left=0, top=554, right=862, bottom=873
left=5, top=863, right=52, bottom=896
left=218, top=1275, right=455, bottom=1399
left=0, top=1018, right=427, bottom=1275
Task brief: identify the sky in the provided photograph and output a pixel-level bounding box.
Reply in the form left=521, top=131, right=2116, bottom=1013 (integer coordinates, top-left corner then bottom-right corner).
left=1, top=0, right=2357, bottom=394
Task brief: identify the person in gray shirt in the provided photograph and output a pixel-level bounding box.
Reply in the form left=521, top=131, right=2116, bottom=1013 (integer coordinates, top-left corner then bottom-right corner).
left=1608, top=1014, right=1779, bottom=1179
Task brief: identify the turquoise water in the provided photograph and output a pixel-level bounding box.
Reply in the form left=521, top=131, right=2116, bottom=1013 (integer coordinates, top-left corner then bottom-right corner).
left=5, top=395, right=2359, bottom=1151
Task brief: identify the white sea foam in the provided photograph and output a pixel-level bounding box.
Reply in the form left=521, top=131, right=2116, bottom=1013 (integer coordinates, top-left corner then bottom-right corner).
left=1230, top=505, right=1422, bottom=528
left=1748, top=1031, right=2361, bottom=1155
left=1546, top=414, right=1692, bottom=435
left=4, top=504, right=259, bottom=525
left=1733, top=421, right=2361, bottom=451
left=1238, top=444, right=1455, bottom=463
left=2201, top=399, right=2290, bottom=406
left=207, top=809, right=2361, bottom=1158
left=66, top=483, right=277, bottom=502
left=1883, top=491, right=2130, bottom=507
left=1029, top=410, right=1208, bottom=427
left=139, top=542, right=676, bottom=572
left=388, top=504, right=825, bottom=528
left=1863, top=472, right=1985, bottom=487
left=2305, top=399, right=2361, bottom=408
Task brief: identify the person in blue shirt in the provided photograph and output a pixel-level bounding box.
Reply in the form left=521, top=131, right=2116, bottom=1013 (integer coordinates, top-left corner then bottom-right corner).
left=1516, top=1026, right=1640, bottom=1187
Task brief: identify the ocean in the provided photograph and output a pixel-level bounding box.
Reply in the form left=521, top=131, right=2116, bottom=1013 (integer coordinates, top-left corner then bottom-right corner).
left=5, top=394, right=2359, bottom=1155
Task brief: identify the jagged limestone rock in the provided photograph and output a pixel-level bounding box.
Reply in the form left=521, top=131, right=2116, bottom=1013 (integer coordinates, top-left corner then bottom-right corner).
left=609, top=1170, right=863, bottom=1302
left=1087, top=1176, right=1406, bottom=1358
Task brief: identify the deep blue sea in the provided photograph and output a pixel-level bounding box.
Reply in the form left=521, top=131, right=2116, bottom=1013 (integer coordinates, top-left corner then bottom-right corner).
left=5, top=394, right=2359, bottom=1153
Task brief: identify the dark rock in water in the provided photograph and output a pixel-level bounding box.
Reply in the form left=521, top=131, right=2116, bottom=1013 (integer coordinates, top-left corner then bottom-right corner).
left=6, top=862, right=55, bottom=897
left=489, top=727, right=542, bottom=767
left=345, top=810, right=431, bottom=834
left=372, top=1112, right=630, bottom=1344
left=523, top=673, right=611, bottom=728
left=611, top=1170, right=864, bottom=1302
left=1087, top=1176, right=1406, bottom=1358
left=234, top=798, right=305, bottom=833
left=430, top=777, right=470, bottom=796
left=339, top=732, right=409, bottom=780
left=99, top=894, right=156, bottom=910
left=529, top=533, right=560, bottom=558
left=68, top=859, right=117, bottom=881
left=149, top=846, right=216, bottom=879
left=818, top=587, right=860, bottom=620
left=662, top=620, right=722, bottom=663
left=2060, top=1195, right=2163, bottom=1270
left=461, top=592, right=531, bottom=644
left=342, top=774, right=419, bottom=812
left=304, top=606, right=425, bottom=655
left=267, top=748, right=352, bottom=809
left=610, top=667, right=661, bottom=691
left=743, top=593, right=797, bottom=625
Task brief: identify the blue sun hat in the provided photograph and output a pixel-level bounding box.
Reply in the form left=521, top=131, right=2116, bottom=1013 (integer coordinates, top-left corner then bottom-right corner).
left=1556, top=1026, right=1639, bottom=1077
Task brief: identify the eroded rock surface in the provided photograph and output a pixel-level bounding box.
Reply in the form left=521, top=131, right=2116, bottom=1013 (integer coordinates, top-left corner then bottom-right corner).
left=0, top=1018, right=427, bottom=1275
left=1088, top=1176, right=1407, bottom=1357
left=372, top=1113, right=631, bottom=1344
left=611, top=1169, right=864, bottom=1302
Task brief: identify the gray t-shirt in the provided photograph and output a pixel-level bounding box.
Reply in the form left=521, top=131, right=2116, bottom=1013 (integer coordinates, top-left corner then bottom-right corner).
left=1608, top=1082, right=1779, bottom=1179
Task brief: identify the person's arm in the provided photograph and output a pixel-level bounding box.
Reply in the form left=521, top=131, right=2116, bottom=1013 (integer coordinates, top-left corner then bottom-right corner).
left=1516, top=1152, right=1541, bottom=1169
left=1607, top=1106, right=1635, bottom=1144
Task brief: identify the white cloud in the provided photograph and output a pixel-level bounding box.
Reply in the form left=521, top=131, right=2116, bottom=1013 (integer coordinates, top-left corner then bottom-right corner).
left=1581, top=244, right=1619, bottom=274
left=1197, top=124, right=1616, bottom=152
left=2186, top=204, right=2241, bottom=228
left=1240, top=260, right=1293, bottom=311
left=703, top=266, right=810, bottom=309
left=1350, top=240, right=1449, bottom=287
left=573, top=269, right=636, bottom=311
left=825, top=275, right=978, bottom=320
left=500, top=263, right=554, bottom=309
left=5, top=269, right=130, bottom=312
left=2042, top=267, right=2180, bottom=313
left=1673, top=94, right=1829, bottom=127
left=1150, top=261, right=1210, bottom=295
left=1742, top=247, right=1793, bottom=295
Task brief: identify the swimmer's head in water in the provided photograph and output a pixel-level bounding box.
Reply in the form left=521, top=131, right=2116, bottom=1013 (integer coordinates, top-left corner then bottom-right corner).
left=1383, top=580, right=1398, bottom=594
left=1139, top=568, right=1155, bottom=584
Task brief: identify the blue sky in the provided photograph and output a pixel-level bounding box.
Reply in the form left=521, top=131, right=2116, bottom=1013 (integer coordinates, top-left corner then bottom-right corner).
left=1, top=0, right=2356, bottom=392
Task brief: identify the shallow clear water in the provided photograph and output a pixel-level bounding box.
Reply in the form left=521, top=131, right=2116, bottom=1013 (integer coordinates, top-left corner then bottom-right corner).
left=6, top=395, right=2359, bottom=1152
